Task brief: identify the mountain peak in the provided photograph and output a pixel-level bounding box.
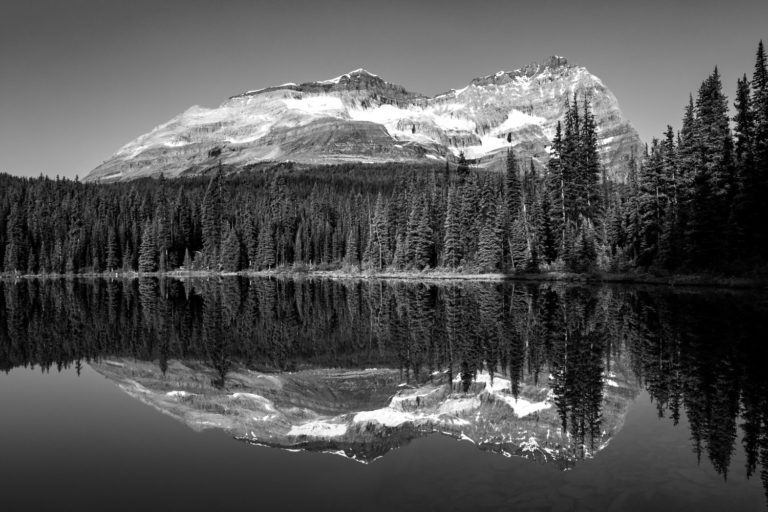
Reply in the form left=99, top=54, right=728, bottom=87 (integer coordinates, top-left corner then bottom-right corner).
left=542, top=55, right=569, bottom=68
left=348, top=68, right=378, bottom=76
left=86, top=57, right=642, bottom=184
left=319, top=68, right=380, bottom=85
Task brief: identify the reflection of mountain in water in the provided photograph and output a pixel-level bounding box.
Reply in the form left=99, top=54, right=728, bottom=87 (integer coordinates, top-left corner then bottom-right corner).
left=1, top=278, right=767, bottom=494
left=92, top=357, right=634, bottom=467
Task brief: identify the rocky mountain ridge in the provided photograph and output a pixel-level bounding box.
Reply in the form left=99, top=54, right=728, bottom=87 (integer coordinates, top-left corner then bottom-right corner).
left=85, top=57, right=642, bottom=182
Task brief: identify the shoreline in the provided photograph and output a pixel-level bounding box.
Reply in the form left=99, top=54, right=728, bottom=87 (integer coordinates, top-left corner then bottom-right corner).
left=2, top=268, right=767, bottom=289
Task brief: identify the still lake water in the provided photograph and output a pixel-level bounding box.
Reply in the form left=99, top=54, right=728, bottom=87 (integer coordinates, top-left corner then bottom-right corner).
left=1, top=277, right=767, bottom=511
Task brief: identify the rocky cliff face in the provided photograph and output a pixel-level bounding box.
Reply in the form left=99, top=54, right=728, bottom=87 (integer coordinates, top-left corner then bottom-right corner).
left=92, top=358, right=637, bottom=467
left=85, top=59, right=642, bottom=182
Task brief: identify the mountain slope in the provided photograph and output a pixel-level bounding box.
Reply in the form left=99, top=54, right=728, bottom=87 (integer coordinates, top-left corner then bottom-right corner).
left=85, top=57, right=642, bottom=182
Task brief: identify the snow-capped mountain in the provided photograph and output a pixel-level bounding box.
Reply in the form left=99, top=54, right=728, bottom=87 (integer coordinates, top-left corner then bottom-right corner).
left=85, top=57, right=642, bottom=182
left=92, top=358, right=637, bottom=467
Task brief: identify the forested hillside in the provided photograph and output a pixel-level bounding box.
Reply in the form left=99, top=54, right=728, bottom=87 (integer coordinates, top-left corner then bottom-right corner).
left=1, top=42, right=767, bottom=276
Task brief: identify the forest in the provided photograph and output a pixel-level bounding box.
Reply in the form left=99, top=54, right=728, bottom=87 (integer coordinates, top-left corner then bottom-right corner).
left=0, top=41, right=766, bottom=276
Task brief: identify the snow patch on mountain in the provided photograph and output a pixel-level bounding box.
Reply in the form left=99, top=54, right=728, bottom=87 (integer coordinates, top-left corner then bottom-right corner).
left=283, top=95, right=345, bottom=115
left=288, top=420, right=348, bottom=437
left=492, top=110, right=547, bottom=135
left=319, top=68, right=379, bottom=85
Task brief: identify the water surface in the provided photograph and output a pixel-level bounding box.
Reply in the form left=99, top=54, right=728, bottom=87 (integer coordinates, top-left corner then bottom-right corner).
left=0, top=277, right=766, bottom=511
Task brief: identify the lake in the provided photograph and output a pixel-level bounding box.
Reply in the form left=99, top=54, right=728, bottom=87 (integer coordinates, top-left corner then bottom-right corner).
left=1, top=277, right=766, bottom=511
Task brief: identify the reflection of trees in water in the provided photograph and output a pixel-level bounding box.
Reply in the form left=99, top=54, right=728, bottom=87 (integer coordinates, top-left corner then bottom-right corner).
left=1, top=278, right=768, bottom=498
left=625, top=290, right=768, bottom=499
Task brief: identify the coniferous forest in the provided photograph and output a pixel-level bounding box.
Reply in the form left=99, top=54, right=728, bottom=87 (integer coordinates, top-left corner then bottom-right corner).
left=1, top=42, right=767, bottom=277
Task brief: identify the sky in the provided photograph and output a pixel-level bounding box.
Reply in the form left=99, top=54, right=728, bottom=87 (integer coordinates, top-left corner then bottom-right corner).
left=1, top=0, right=766, bottom=178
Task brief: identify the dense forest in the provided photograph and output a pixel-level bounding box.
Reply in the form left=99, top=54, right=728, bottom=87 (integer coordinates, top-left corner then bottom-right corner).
left=1, top=277, right=767, bottom=497
left=1, top=41, right=766, bottom=276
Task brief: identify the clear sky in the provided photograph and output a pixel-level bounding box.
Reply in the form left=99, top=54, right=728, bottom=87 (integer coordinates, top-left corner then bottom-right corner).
left=1, top=0, right=766, bottom=178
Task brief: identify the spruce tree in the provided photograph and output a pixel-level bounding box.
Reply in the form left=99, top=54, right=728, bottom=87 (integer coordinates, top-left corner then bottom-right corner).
left=456, top=152, right=469, bottom=181
left=345, top=226, right=360, bottom=267
left=509, top=218, right=528, bottom=272
left=690, top=68, right=731, bottom=267
left=257, top=221, right=276, bottom=269
left=105, top=227, right=119, bottom=271
left=201, top=167, right=224, bottom=267
left=3, top=202, right=26, bottom=273
left=753, top=40, right=768, bottom=164
left=752, top=41, right=768, bottom=257
left=442, top=186, right=462, bottom=267
left=505, top=148, right=522, bottom=223
left=637, top=141, right=665, bottom=266
left=538, top=187, right=558, bottom=264
left=579, top=96, right=602, bottom=221
left=458, top=175, right=479, bottom=263
left=364, top=193, right=391, bottom=270
left=476, top=211, right=500, bottom=272
left=221, top=224, right=241, bottom=272
left=138, top=221, right=158, bottom=273
left=405, top=194, right=433, bottom=269
left=546, top=121, right=566, bottom=255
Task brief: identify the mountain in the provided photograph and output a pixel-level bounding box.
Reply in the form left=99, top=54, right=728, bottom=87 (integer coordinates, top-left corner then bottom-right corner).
left=91, top=357, right=637, bottom=467
left=85, top=57, right=642, bottom=182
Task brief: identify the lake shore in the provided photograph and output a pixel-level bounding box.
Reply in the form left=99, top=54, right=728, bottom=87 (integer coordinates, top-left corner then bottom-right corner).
left=2, top=268, right=767, bottom=289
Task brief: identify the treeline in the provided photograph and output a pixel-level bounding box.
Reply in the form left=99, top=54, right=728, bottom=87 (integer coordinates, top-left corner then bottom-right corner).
left=2, top=277, right=768, bottom=493
left=611, top=41, right=768, bottom=272
left=1, top=41, right=767, bottom=276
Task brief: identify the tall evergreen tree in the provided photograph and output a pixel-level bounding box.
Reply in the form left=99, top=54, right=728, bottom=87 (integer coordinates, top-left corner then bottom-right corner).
left=364, top=193, right=391, bottom=270
left=138, top=221, right=158, bottom=273
left=442, top=186, right=462, bottom=267
left=201, top=166, right=225, bottom=267
left=456, top=152, right=469, bottom=181
left=257, top=221, right=276, bottom=269
left=105, top=227, right=120, bottom=271
left=505, top=148, right=522, bottom=223
left=220, top=223, right=241, bottom=272
left=476, top=211, right=501, bottom=272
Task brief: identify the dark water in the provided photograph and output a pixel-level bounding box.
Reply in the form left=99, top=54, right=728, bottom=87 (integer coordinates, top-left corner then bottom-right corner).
left=1, top=277, right=767, bottom=511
